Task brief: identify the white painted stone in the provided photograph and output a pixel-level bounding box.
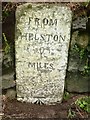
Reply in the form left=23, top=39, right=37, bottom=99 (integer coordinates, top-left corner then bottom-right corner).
left=15, top=3, right=72, bottom=104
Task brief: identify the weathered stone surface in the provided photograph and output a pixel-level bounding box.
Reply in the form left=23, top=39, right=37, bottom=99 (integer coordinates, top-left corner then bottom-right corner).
left=15, top=3, right=72, bottom=104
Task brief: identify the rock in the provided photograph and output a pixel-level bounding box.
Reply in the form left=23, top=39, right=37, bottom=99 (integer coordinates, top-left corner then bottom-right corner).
left=2, top=72, right=15, bottom=89
left=66, top=20, right=90, bottom=93
left=76, top=32, right=89, bottom=48
left=2, top=52, right=13, bottom=68
left=70, top=31, right=89, bottom=49
left=72, top=16, right=88, bottom=30
left=6, top=89, right=16, bottom=100
left=70, top=31, right=78, bottom=47
left=2, top=66, right=14, bottom=75
left=65, top=72, right=90, bottom=93
left=78, top=59, right=87, bottom=72
left=15, top=3, right=72, bottom=104
left=68, top=57, right=80, bottom=72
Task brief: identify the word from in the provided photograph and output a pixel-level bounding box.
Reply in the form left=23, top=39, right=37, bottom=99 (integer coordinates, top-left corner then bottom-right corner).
left=28, top=17, right=58, bottom=26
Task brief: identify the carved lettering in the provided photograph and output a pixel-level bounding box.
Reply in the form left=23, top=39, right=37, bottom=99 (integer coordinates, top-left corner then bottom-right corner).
left=49, top=19, right=57, bottom=26
left=28, top=62, right=54, bottom=71
left=29, top=33, right=33, bottom=41
left=20, top=33, right=65, bottom=43
left=28, top=17, right=58, bottom=26
left=43, top=18, right=48, bottom=25
left=28, top=62, right=35, bottom=69
left=35, top=18, right=40, bottom=25
left=21, top=33, right=28, bottom=40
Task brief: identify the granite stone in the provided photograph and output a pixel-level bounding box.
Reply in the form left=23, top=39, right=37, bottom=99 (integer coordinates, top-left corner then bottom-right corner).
left=15, top=3, right=72, bottom=104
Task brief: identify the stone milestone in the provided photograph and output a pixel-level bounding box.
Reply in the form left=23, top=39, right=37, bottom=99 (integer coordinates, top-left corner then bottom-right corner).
left=15, top=3, right=72, bottom=104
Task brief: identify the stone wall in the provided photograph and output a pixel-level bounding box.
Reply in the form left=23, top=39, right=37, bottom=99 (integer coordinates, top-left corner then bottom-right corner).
left=66, top=17, right=90, bottom=92
left=2, top=4, right=90, bottom=100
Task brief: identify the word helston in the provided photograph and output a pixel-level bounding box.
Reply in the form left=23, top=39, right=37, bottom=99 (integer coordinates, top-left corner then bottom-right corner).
left=20, top=33, right=65, bottom=43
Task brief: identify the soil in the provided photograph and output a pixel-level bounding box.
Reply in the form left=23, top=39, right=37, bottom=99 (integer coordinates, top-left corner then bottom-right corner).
left=2, top=93, right=89, bottom=120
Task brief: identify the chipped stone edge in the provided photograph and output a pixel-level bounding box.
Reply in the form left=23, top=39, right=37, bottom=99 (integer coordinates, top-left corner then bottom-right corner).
left=16, top=2, right=72, bottom=15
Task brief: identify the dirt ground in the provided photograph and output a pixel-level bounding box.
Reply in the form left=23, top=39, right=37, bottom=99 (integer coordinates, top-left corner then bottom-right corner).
left=2, top=93, right=90, bottom=120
